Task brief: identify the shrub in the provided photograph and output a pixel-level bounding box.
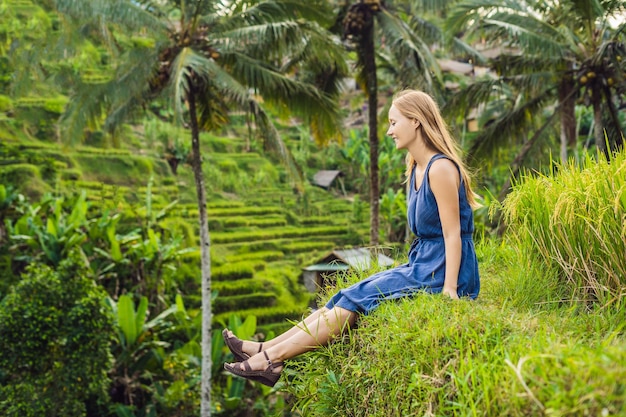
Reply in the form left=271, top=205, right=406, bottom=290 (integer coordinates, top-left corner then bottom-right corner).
left=225, top=250, right=284, bottom=262
left=500, top=151, right=626, bottom=304
left=281, top=240, right=335, bottom=254
left=0, top=255, right=114, bottom=416
left=207, top=206, right=284, bottom=217
left=213, top=278, right=275, bottom=296
left=211, top=225, right=348, bottom=244
left=213, top=292, right=277, bottom=314
left=74, top=154, right=155, bottom=186
left=0, top=163, right=49, bottom=199
left=0, top=94, right=12, bottom=112
left=210, top=215, right=288, bottom=231
left=0, top=163, right=41, bottom=184
left=212, top=262, right=265, bottom=281
left=61, top=168, right=82, bottom=181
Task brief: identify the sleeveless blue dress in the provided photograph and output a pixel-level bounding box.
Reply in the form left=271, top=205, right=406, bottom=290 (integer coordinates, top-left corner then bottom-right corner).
left=324, top=154, right=480, bottom=314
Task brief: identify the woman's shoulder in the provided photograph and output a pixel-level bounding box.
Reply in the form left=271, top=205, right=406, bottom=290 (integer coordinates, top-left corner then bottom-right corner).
left=428, top=156, right=460, bottom=188
left=429, top=156, right=458, bottom=175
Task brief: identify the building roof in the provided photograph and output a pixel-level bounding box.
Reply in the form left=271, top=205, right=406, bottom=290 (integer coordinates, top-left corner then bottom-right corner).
left=312, top=170, right=343, bottom=189
left=303, top=248, right=394, bottom=272
left=437, top=59, right=473, bottom=75
left=303, top=263, right=350, bottom=272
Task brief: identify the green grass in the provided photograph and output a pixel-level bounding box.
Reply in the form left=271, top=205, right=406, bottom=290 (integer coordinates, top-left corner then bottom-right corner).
left=500, top=151, right=626, bottom=305
left=284, top=240, right=626, bottom=416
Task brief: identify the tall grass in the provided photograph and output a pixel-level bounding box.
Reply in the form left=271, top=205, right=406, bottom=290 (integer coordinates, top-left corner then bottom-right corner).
left=282, top=242, right=626, bottom=416
left=499, top=151, right=626, bottom=305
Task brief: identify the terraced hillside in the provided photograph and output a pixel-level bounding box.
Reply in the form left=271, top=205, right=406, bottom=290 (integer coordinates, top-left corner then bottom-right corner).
left=0, top=123, right=371, bottom=336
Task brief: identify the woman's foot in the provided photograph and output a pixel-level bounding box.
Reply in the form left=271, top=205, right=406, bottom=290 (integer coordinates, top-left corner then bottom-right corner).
left=224, top=351, right=284, bottom=387
left=222, top=329, right=263, bottom=362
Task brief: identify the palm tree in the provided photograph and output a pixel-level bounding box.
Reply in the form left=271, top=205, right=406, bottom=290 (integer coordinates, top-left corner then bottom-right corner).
left=48, top=0, right=347, bottom=415
left=336, top=0, right=444, bottom=245
left=446, top=0, right=626, bottom=175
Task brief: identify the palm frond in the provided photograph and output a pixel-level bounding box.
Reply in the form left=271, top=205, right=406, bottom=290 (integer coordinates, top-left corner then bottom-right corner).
left=53, top=0, right=167, bottom=34
left=481, top=13, right=567, bottom=57
left=412, top=0, right=459, bottom=14
left=103, top=46, right=162, bottom=130
left=503, top=72, right=561, bottom=98
left=448, top=0, right=567, bottom=58
left=60, top=44, right=160, bottom=143
left=376, top=8, right=442, bottom=89
left=469, top=88, right=557, bottom=158
left=444, top=78, right=506, bottom=118
left=219, top=21, right=308, bottom=61
left=247, top=98, right=304, bottom=189
left=570, top=0, right=605, bottom=24
left=168, top=47, right=207, bottom=124
left=490, top=54, right=561, bottom=75
left=105, top=97, right=144, bottom=136
left=223, top=0, right=332, bottom=28
left=60, top=81, right=109, bottom=145
left=182, top=0, right=219, bottom=28
left=449, top=38, right=489, bottom=66
left=446, top=0, right=507, bottom=37
left=404, top=14, right=444, bottom=46
left=222, top=50, right=341, bottom=126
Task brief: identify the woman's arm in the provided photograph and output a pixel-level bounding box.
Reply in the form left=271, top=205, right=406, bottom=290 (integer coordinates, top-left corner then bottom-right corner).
left=429, top=158, right=462, bottom=299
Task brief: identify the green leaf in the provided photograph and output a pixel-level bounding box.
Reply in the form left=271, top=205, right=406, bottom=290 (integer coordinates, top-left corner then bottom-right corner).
left=107, top=223, right=122, bottom=262
left=135, top=296, right=148, bottom=336
left=117, top=294, right=138, bottom=347
left=238, top=314, right=257, bottom=340
left=67, top=191, right=88, bottom=229
left=175, top=293, right=186, bottom=316
left=46, top=217, right=58, bottom=238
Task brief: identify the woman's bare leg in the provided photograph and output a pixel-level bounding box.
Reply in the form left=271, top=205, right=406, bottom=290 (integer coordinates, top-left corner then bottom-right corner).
left=226, top=307, right=329, bottom=356
left=262, top=307, right=330, bottom=348
left=228, top=306, right=357, bottom=372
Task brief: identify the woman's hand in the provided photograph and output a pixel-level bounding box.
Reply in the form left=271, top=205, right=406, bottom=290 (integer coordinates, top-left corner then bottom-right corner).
left=442, top=287, right=459, bottom=300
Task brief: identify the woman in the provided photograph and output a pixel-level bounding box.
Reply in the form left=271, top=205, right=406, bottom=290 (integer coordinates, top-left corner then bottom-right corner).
left=223, top=89, right=481, bottom=387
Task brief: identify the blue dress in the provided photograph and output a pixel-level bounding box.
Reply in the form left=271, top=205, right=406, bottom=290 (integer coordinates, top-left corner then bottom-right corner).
left=325, top=154, right=480, bottom=314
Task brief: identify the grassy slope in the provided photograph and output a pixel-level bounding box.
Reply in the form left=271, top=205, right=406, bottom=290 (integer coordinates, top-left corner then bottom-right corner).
left=284, top=240, right=626, bottom=416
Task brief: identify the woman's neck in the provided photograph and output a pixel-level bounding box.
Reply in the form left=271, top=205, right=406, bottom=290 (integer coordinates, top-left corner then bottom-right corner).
left=408, top=139, right=437, bottom=169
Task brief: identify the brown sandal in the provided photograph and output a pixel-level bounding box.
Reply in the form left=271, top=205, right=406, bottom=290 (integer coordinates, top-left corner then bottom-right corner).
left=223, top=351, right=284, bottom=387
left=222, top=328, right=262, bottom=362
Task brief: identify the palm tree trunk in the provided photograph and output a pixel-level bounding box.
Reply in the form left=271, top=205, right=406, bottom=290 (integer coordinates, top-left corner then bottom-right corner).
left=559, top=78, right=576, bottom=163
left=591, top=87, right=607, bottom=157
left=362, top=25, right=379, bottom=246
left=602, top=84, right=624, bottom=153
left=188, top=86, right=213, bottom=417
left=498, top=111, right=559, bottom=202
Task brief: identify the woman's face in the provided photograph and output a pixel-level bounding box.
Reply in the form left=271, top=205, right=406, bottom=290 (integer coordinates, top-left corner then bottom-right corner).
left=386, top=104, right=418, bottom=150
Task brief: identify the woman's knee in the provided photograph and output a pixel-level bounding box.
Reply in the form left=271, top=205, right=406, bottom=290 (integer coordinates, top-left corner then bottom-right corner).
left=329, top=306, right=357, bottom=326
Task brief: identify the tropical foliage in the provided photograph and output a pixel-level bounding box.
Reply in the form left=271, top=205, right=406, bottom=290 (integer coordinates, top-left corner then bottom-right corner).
left=446, top=0, right=626, bottom=198
left=43, top=1, right=349, bottom=414
left=0, top=255, right=114, bottom=417
left=0, top=0, right=625, bottom=416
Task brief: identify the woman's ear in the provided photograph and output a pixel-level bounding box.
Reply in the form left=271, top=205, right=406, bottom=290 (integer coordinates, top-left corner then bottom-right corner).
left=413, top=119, right=420, bottom=129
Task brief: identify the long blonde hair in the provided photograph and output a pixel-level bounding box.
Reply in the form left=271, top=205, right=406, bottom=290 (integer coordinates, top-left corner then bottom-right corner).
left=392, top=89, right=480, bottom=208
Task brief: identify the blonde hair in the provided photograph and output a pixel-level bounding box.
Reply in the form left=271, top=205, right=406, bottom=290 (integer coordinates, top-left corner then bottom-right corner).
left=392, top=89, right=480, bottom=209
